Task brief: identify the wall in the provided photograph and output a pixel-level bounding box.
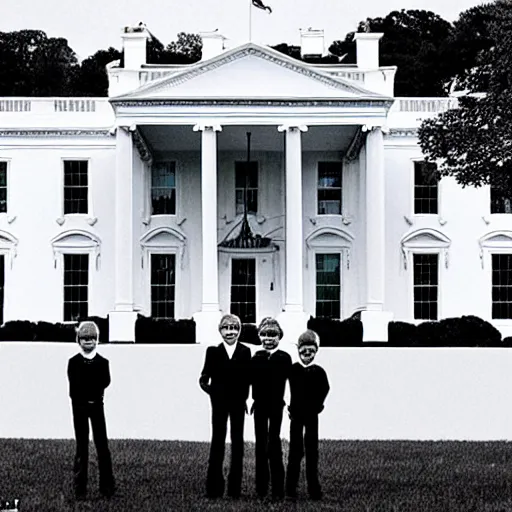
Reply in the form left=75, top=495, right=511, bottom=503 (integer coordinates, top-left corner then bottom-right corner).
left=1, top=343, right=512, bottom=441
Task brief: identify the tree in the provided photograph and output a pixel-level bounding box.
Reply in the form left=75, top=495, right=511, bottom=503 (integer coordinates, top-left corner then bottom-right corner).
left=329, top=10, right=454, bottom=96
left=71, top=47, right=121, bottom=96
left=146, top=31, right=202, bottom=64
left=418, top=0, right=512, bottom=194
left=0, top=30, right=78, bottom=96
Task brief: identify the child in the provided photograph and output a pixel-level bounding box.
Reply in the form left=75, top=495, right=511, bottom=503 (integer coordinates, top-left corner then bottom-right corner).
left=199, top=314, right=251, bottom=499
left=250, top=317, right=292, bottom=499
left=285, top=330, right=330, bottom=501
left=67, top=321, right=115, bottom=500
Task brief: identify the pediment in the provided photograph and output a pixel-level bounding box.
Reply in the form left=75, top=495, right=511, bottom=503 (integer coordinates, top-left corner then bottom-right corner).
left=115, top=43, right=386, bottom=102
left=401, top=229, right=451, bottom=249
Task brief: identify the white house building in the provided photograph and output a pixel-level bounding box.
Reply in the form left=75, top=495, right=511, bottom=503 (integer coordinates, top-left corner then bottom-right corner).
left=0, top=26, right=511, bottom=344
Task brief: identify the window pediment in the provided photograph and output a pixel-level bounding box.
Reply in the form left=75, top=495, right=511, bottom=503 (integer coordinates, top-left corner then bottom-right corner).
left=140, top=226, right=187, bottom=268
left=401, top=228, right=451, bottom=269
left=51, top=230, right=101, bottom=269
left=306, top=227, right=354, bottom=269
left=479, top=230, right=512, bottom=268
left=0, top=230, right=18, bottom=268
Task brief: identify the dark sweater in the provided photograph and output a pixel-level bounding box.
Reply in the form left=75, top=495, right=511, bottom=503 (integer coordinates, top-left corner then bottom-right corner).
left=199, top=343, right=251, bottom=402
left=251, top=349, right=292, bottom=407
left=288, top=363, right=330, bottom=417
left=68, top=353, right=111, bottom=404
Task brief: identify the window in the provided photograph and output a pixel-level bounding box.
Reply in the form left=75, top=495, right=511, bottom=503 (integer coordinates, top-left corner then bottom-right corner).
left=492, top=254, right=512, bottom=319
left=235, top=161, right=258, bottom=215
left=151, top=162, right=176, bottom=215
left=230, top=258, right=256, bottom=323
left=490, top=186, right=512, bottom=214
left=414, top=161, right=438, bottom=214
left=0, top=161, right=7, bottom=213
left=413, top=253, right=438, bottom=320
left=150, top=254, right=176, bottom=319
left=317, top=162, right=342, bottom=215
left=63, top=254, right=88, bottom=321
left=315, top=253, right=341, bottom=318
left=64, top=160, right=88, bottom=215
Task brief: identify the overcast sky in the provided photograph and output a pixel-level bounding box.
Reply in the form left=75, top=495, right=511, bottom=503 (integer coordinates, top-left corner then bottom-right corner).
left=1, top=0, right=484, bottom=61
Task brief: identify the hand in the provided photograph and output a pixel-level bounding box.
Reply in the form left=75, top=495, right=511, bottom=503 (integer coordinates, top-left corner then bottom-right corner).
left=199, top=380, right=211, bottom=395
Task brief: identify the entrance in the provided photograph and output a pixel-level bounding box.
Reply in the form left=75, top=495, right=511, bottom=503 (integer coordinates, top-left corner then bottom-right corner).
left=230, top=258, right=256, bottom=323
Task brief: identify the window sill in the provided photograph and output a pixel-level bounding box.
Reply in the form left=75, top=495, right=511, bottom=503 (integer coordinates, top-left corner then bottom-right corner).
left=57, top=216, right=97, bottom=226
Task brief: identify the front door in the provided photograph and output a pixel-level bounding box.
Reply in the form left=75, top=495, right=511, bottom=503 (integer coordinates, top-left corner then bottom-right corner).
left=230, top=258, right=256, bottom=323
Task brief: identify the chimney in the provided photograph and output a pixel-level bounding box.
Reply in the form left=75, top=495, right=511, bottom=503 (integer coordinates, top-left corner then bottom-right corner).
left=200, top=31, right=227, bottom=60
left=300, top=28, right=324, bottom=58
left=354, top=32, right=383, bottom=69
left=121, top=23, right=150, bottom=68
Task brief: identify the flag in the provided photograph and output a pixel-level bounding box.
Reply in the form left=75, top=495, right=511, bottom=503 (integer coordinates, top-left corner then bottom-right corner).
left=252, top=0, right=272, bottom=13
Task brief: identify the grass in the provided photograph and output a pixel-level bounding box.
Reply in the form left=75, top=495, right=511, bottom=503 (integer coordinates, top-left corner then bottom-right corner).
left=2, top=439, right=512, bottom=511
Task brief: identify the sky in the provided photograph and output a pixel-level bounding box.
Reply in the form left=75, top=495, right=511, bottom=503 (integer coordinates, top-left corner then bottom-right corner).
left=1, top=0, right=485, bottom=61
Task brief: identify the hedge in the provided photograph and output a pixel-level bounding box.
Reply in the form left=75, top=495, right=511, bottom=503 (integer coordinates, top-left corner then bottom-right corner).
left=307, top=316, right=363, bottom=347
left=388, top=315, right=502, bottom=347
left=134, top=315, right=196, bottom=344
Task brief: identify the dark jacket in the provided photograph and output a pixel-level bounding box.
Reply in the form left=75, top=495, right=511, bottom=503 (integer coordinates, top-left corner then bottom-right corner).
left=67, top=353, right=111, bottom=404
left=288, top=363, right=330, bottom=418
left=199, top=342, right=251, bottom=402
left=251, top=349, right=292, bottom=408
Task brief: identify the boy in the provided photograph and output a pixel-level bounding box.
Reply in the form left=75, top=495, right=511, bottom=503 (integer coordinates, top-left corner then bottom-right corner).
left=67, top=321, right=115, bottom=500
left=250, top=317, right=291, bottom=499
left=199, top=314, right=251, bottom=499
left=286, top=330, right=330, bottom=501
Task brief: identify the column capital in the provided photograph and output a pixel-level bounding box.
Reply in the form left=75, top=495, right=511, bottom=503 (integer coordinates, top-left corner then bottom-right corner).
left=277, top=124, right=308, bottom=133
left=193, top=123, right=222, bottom=132
left=362, top=123, right=389, bottom=134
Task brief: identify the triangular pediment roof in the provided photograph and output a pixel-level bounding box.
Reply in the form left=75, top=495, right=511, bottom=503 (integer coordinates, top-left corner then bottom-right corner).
left=113, top=42, right=389, bottom=102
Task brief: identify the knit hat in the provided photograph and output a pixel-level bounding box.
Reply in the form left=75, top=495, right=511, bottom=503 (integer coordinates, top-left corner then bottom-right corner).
left=76, top=321, right=99, bottom=340
left=218, top=313, right=241, bottom=331
left=257, top=317, right=283, bottom=339
left=297, top=329, right=320, bottom=350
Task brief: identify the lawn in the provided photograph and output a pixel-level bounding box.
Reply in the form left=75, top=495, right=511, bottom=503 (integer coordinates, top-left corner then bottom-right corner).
left=2, top=439, right=512, bottom=511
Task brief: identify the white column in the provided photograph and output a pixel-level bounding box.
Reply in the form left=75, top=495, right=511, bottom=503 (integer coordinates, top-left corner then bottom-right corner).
left=362, top=125, right=393, bottom=341
left=110, top=126, right=138, bottom=342
left=277, top=125, right=308, bottom=344
left=193, top=124, right=222, bottom=344
left=365, top=126, right=385, bottom=311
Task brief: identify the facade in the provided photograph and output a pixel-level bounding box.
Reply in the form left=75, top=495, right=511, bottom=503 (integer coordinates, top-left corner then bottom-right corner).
left=0, top=27, right=511, bottom=343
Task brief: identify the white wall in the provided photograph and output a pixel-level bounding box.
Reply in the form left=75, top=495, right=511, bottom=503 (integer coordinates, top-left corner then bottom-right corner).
left=1, top=343, right=512, bottom=441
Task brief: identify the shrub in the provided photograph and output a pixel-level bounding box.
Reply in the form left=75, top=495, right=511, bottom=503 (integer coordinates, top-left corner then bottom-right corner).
left=239, top=323, right=261, bottom=345
left=307, top=316, right=363, bottom=347
left=134, top=315, right=196, bottom=344
left=35, top=321, right=76, bottom=342
left=502, top=336, right=512, bottom=347
left=0, top=320, right=37, bottom=341
left=388, top=321, right=418, bottom=346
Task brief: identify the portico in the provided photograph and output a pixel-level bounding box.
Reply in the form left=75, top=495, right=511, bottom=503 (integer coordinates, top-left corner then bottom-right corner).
left=107, top=39, right=394, bottom=343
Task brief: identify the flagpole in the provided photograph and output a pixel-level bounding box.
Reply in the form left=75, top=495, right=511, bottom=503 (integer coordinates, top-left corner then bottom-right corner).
left=249, top=0, right=252, bottom=42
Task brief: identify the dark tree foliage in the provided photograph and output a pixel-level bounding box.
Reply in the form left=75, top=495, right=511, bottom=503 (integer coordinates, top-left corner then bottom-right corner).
left=71, top=47, right=121, bottom=96
left=147, top=31, right=202, bottom=64
left=271, top=43, right=340, bottom=63
left=329, top=10, right=455, bottom=96
left=0, top=30, right=78, bottom=96
left=418, top=0, right=512, bottom=195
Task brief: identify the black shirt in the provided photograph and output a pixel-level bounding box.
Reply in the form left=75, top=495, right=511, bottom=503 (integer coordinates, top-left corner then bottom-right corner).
left=68, top=353, right=111, bottom=404
left=251, top=349, right=292, bottom=407
left=288, top=362, right=330, bottom=417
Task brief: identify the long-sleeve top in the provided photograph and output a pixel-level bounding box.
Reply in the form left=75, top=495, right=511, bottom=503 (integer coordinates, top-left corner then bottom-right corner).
left=67, top=353, right=111, bottom=404
left=251, top=349, right=292, bottom=408
left=288, top=363, right=330, bottom=418
left=199, top=343, right=251, bottom=403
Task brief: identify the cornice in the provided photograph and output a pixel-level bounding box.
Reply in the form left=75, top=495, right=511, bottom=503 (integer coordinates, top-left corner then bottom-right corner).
left=116, top=45, right=386, bottom=100
left=0, top=129, right=112, bottom=138
left=111, top=98, right=394, bottom=108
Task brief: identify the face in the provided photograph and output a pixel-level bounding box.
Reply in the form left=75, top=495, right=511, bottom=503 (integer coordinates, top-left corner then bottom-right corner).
left=78, top=334, right=98, bottom=353
left=259, top=328, right=280, bottom=351
left=298, top=344, right=317, bottom=366
left=220, top=323, right=240, bottom=345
